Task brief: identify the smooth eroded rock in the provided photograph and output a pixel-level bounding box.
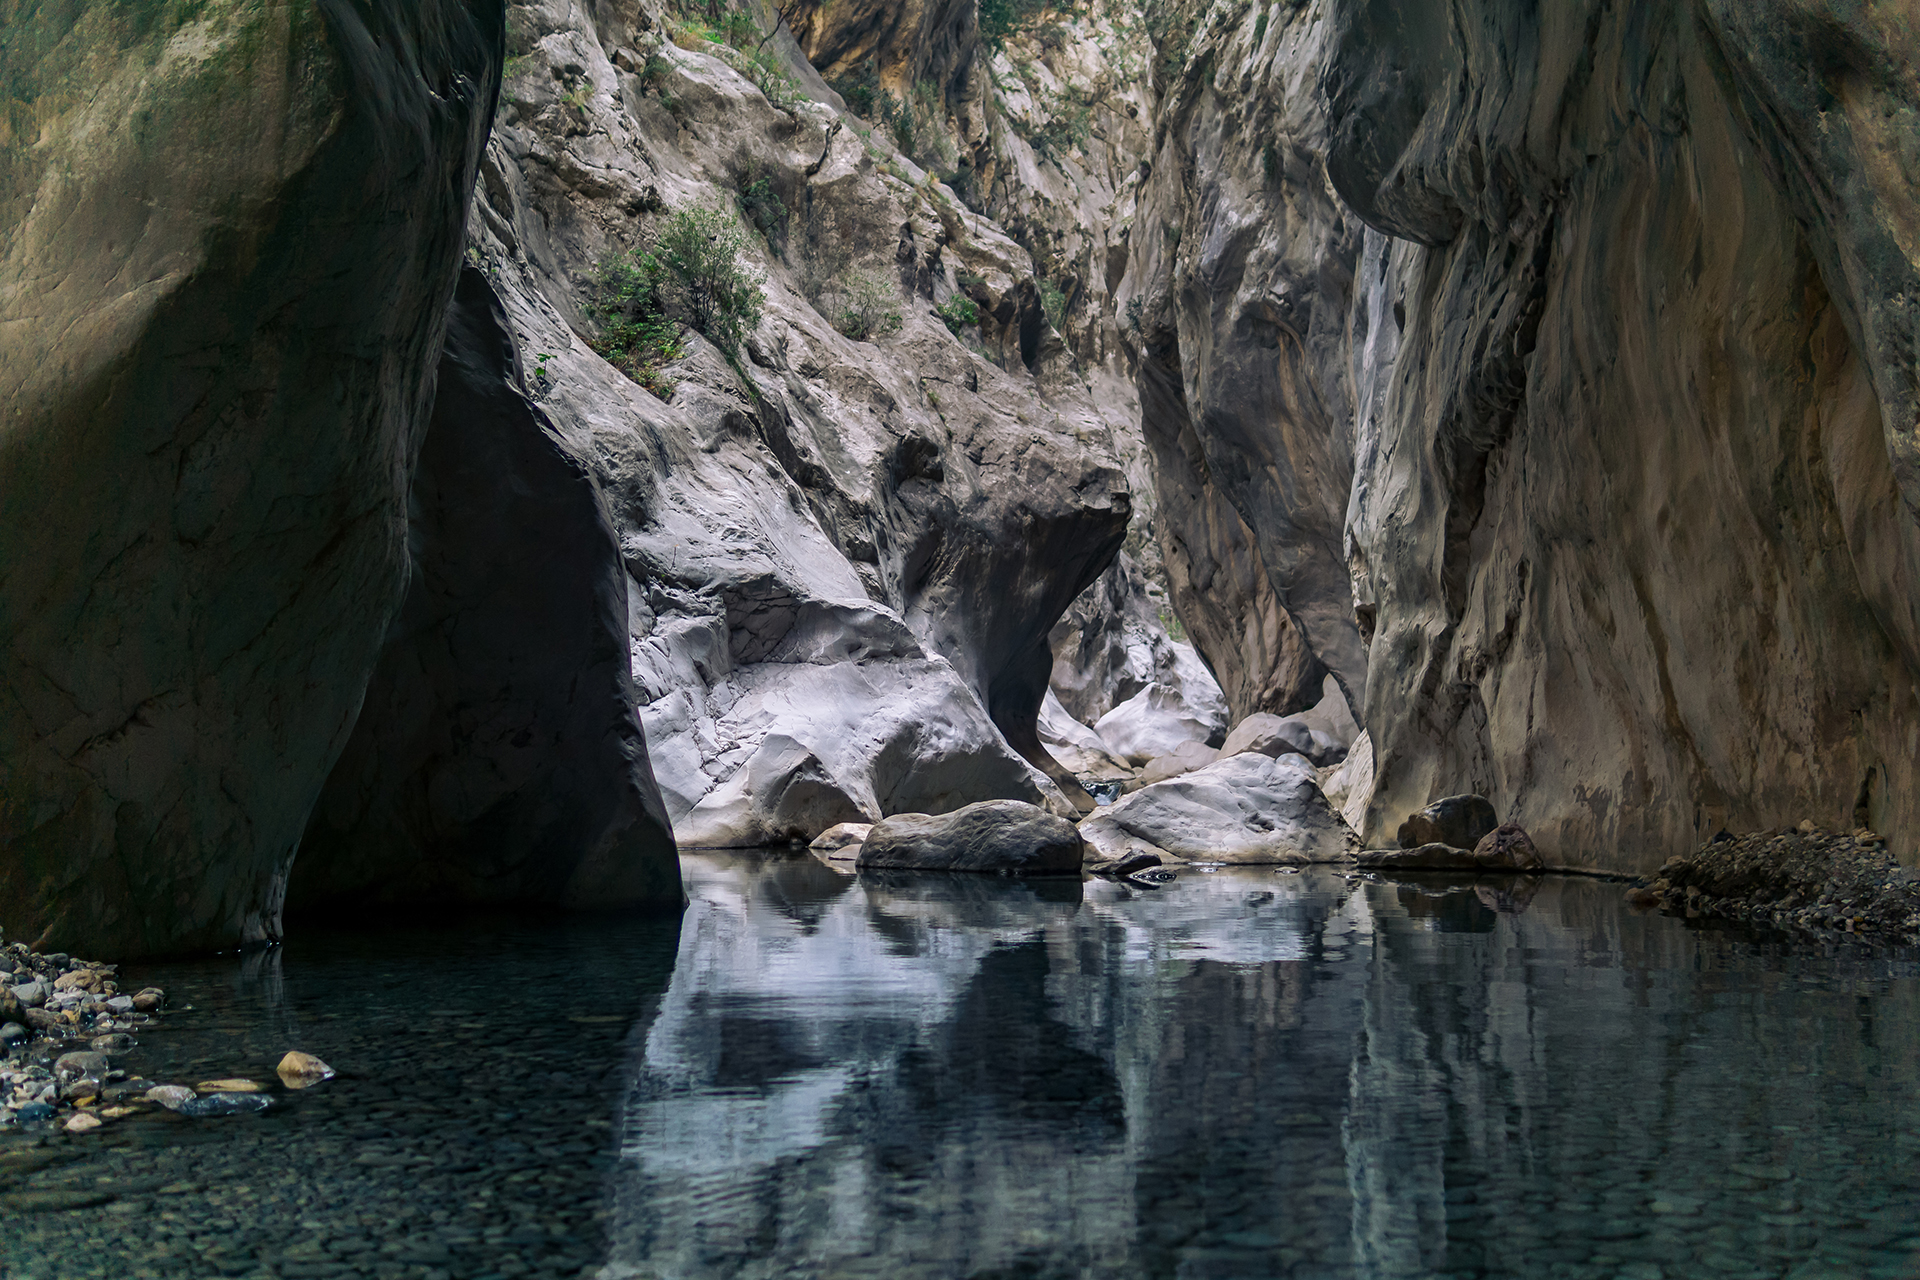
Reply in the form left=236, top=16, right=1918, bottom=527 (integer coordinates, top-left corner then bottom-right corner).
left=856, top=801, right=1084, bottom=876
left=808, top=823, right=873, bottom=856
left=1080, top=753, right=1360, bottom=865
left=277, top=1051, right=336, bottom=1090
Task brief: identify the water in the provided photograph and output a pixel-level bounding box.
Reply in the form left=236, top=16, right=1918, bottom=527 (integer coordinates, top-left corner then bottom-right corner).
left=5, top=858, right=1919, bottom=1279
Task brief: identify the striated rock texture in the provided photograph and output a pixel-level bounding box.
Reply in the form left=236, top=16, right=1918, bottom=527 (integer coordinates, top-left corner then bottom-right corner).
left=470, top=0, right=1132, bottom=842
left=291, top=268, right=679, bottom=913
left=1131, top=0, right=1920, bottom=870
left=0, top=1, right=504, bottom=955
left=1122, top=0, right=1367, bottom=723
left=1328, top=0, right=1920, bottom=867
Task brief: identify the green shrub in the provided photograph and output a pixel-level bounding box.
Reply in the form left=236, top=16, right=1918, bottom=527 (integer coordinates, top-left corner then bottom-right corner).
left=737, top=168, right=788, bottom=252
left=590, top=249, right=685, bottom=398
left=832, top=270, right=903, bottom=342
left=1038, top=277, right=1067, bottom=330
left=651, top=205, right=765, bottom=355
left=594, top=203, right=765, bottom=381
left=935, top=295, right=980, bottom=336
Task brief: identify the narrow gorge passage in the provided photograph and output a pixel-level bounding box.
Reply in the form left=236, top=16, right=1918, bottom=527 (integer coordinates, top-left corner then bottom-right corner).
left=2, top=0, right=1919, bottom=1277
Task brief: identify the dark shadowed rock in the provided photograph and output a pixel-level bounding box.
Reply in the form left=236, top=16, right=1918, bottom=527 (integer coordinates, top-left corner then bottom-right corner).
left=0, top=0, right=505, bottom=956
left=856, top=802, right=1084, bottom=876
left=291, top=269, right=680, bottom=914
left=1359, top=825, right=1541, bottom=873
left=1471, top=824, right=1543, bottom=872
left=1396, top=796, right=1500, bottom=853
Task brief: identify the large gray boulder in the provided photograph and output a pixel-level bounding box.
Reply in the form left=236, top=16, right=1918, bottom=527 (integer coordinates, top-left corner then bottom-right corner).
left=0, top=0, right=503, bottom=955
left=1396, top=796, right=1500, bottom=853
left=1093, top=643, right=1230, bottom=765
left=291, top=269, right=680, bottom=913
left=856, top=801, right=1084, bottom=875
left=1080, top=753, right=1360, bottom=865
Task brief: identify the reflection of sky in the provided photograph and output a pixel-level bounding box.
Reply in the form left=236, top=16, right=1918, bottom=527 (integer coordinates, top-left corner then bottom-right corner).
left=605, top=857, right=1920, bottom=1280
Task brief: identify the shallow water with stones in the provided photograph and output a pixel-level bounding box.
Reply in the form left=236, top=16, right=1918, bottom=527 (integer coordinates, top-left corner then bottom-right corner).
left=3, top=858, right=1918, bottom=1280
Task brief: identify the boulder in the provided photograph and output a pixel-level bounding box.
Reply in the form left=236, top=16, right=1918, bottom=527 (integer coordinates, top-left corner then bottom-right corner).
left=639, top=601, right=1070, bottom=846
left=809, top=823, right=873, bottom=856
left=1472, top=824, right=1543, bottom=872
left=1094, top=644, right=1231, bottom=765
left=1079, top=753, right=1360, bottom=865
left=1358, top=826, right=1542, bottom=873
left=1138, top=741, right=1222, bottom=786
left=1396, top=796, right=1500, bottom=852
left=1036, top=691, right=1135, bottom=783
left=0, top=0, right=504, bottom=956
left=856, top=801, right=1085, bottom=876
left=1220, top=714, right=1318, bottom=762
left=291, top=269, right=680, bottom=915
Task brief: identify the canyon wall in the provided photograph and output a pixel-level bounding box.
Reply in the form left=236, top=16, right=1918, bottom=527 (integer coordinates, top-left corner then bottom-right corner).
left=1136, top=0, right=1920, bottom=868
left=467, top=0, right=1135, bottom=838
left=0, top=1, right=508, bottom=954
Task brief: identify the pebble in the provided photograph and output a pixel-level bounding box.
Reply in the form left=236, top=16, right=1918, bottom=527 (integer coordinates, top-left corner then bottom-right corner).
left=89, top=1032, right=135, bottom=1054
left=145, top=1085, right=197, bottom=1111
left=62, top=1111, right=102, bottom=1134
left=195, top=1077, right=267, bottom=1093
left=278, top=1050, right=336, bottom=1089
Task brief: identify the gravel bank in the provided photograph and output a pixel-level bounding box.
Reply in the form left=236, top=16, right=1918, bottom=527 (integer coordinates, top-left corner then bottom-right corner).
left=1629, top=828, right=1920, bottom=943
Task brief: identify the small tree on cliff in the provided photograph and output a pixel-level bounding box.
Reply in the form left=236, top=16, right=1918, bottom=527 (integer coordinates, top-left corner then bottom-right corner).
left=651, top=204, right=765, bottom=356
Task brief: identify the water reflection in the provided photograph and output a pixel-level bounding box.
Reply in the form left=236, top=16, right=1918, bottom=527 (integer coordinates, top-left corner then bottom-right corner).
left=607, top=857, right=1920, bottom=1280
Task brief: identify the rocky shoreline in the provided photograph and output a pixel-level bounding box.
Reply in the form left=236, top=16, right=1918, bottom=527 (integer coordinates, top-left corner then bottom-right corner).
left=1, top=927, right=335, bottom=1134
left=1627, top=828, right=1920, bottom=945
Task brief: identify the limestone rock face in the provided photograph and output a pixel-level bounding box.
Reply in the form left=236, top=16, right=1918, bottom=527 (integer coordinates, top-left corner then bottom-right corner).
left=0, top=0, right=504, bottom=955
left=470, top=0, right=1130, bottom=845
left=1080, top=753, right=1359, bottom=866
left=856, top=800, right=1084, bottom=875
left=1326, top=0, right=1920, bottom=867
left=290, top=269, right=680, bottom=913
left=1121, top=2, right=1367, bottom=723
left=1130, top=0, right=1920, bottom=869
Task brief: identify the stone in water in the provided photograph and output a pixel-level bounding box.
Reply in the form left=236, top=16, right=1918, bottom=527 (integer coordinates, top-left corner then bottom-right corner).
left=277, top=1051, right=335, bottom=1089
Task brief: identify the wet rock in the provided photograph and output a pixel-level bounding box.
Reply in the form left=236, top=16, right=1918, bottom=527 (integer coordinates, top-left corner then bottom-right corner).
left=131, top=988, right=164, bottom=1014
left=177, top=1093, right=272, bottom=1118
left=0, top=987, right=20, bottom=1025
left=12, top=981, right=46, bottom=1009
left=277, top=1052, right=335, bottom=1090
left=1396, top=796, right=1500, bottom=852
left=53, top=1053, right=108, bottom=1087
left=15, top=1101, right=55, bottom=1123
left=104, top=995, right=134, bottom=1014
left=809, top=824, right=873, bottom=857
left=88, top=1033, right=135, bottom=1055
left=0, top=1023, right=25, bottom=1049
left=1357, top=838, right=1539, bottom=873
left=195, top=1078, right=267, bottom=1094
left=24, top=1009, right=59, bottom=1032
left=856, top=801, right=1084, bottom=876
left=145, top=1086, right=196, bottom=1112
left=61, top=1111, right=102, bottom=1134
left=1081, top=753, right=1360, bottom=865
left=1088, top=852, right=1163, bottom=879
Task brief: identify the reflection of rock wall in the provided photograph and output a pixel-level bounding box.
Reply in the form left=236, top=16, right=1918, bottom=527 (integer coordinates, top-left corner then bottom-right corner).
left=610, top=858, right=1920, bottom=1280
left=0, top=1, right=502, bottom=955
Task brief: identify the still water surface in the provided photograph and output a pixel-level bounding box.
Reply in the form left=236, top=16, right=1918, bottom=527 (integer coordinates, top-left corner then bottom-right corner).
left=4, top=856, right=1919, bottom=1280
